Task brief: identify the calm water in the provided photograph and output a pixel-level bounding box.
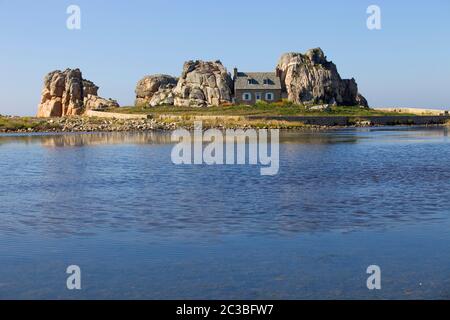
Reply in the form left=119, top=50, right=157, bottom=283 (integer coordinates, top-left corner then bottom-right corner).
left=1, top=127, right=450, bottom=299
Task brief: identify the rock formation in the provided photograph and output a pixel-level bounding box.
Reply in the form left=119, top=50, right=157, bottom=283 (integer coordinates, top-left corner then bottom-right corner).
left=149, top=88, right=175, bottom=107
left=276, top=48, right=368, bottom=107
left=84, top=94, right=120, bottom=111
left=173, top=60, right=233, bottom=107
left=37, top=68, right=119, bottom=117
left=135, top=74, right=178, bottom=107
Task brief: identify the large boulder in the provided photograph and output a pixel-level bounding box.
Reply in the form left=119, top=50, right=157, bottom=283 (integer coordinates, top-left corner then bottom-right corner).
left=84, top=94, right=120, bottom=111
left=37, top=69, right=85, bottom=117
left=174, top=60, right=233, bottom=107
left=149, top=88, right=175, bottom=107
left=135, top=74, right=178, bottom=106
left=276, top=48, right=369, bottom=107
left=37, top=68, right=118, bottom=117
left=356, top=93, right=369, bottom=108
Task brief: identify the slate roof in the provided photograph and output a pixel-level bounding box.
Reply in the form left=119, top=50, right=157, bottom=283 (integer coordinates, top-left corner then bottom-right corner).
left=234, top=72, right=281, bottom=90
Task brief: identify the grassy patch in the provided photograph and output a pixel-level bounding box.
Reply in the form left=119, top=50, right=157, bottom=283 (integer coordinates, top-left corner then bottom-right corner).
left=156, top=115, right=307, bottom=129
left=0, top=116, right=60, bottom=131
left=0, top=116, right=37, bottom=130
left=107, top=101, right=415, bottom=117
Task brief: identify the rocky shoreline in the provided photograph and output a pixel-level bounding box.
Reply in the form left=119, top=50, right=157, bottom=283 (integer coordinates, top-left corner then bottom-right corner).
left=0, top=115, right=321, bottom=133
left=0, top=116, right=176, bottom=133
left=1, top=115, right=449, bottom=134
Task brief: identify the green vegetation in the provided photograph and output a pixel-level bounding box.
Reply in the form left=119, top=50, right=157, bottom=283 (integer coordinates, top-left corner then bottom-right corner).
left=157, top=115, right=307, bottom=129
left=108, top=101, right=416, bottom=117
left=0, top=116, right=59, bottom=131
left=1, top=101, right=441, bottom=133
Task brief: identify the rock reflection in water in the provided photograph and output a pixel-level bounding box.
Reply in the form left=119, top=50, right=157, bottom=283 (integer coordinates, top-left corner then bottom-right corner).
left=0, top=132, right=173, bottom=147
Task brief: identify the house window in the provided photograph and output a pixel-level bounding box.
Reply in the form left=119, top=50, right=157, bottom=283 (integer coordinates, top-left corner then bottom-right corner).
left=243, top=93, right=252, bottom=101
left=263, top=79, right=270, bottom=85
left=265, top=92, right=274, bottom=101
left=255, top=93, right=262, bottom=101
left=247, top=79, right=254, bottom=85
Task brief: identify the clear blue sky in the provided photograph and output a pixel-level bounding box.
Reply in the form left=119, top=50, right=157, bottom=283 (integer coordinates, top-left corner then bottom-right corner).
left=1, top=0, right=449, bottom=115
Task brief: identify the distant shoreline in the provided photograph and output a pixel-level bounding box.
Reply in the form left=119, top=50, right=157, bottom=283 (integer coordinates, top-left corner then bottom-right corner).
left=373, top=107, right=449, bottom=116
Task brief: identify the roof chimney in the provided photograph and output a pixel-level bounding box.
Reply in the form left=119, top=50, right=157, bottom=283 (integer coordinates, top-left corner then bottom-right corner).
left=276, top=68, right=282, bottom=78
left=233, top=67, right=238, bottom=80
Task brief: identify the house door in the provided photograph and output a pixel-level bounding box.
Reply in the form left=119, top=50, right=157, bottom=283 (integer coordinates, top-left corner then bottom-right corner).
left=255, top=93, right=262, bottom=101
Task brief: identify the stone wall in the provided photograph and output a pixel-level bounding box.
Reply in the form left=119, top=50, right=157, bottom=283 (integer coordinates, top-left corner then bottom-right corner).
left=85, top=110, right=150, bottom=120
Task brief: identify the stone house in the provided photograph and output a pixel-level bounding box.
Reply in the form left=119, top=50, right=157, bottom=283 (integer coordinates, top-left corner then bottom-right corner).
left=233, top=68, right=282, bottom=105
